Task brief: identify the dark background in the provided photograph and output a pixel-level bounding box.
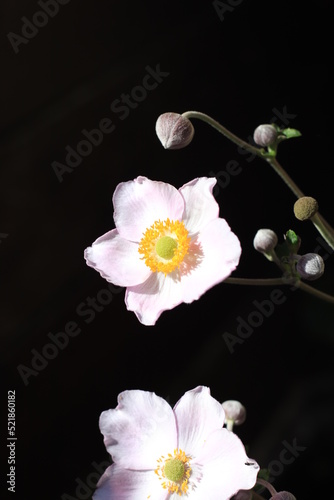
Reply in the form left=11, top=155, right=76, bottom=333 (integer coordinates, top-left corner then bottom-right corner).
left=1, top=1, right=333, bottom=499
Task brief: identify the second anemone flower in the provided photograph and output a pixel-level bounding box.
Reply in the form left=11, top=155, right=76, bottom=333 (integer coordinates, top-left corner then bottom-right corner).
left=84, top=176, right=241, bottom=325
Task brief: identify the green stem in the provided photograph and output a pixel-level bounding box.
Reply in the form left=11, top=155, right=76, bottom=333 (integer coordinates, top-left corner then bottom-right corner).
left=311, top=212, right=334, bottom=250
left=181, top=110, right=334, bottom=250
left=224, top=277, right=334, bottom=305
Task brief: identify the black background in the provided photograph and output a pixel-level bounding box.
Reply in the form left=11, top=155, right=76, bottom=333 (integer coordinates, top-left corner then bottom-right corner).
left=1, top=1, right=333, bottom=499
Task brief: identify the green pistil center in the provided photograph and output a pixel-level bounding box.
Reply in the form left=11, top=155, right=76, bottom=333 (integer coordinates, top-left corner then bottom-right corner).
left=164, top=458, right=185, bottom=482
left=155, top=236, right=178, bottom=260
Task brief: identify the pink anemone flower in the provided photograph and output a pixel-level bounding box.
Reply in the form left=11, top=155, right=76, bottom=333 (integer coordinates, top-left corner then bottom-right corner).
left=93, top=386, right=259, bottom=499
left=84, top=176, right=241, bottom=326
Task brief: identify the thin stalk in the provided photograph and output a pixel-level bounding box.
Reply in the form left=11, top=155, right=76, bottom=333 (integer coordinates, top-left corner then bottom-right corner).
left=256, top=478, right=277, bottom=497
left=224, top=277, right=334, bottom=305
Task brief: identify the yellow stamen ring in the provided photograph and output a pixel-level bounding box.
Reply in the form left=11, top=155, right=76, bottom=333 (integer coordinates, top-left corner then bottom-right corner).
left=155, top=448, right=192, bottom=496
left=138, top=219, right=190, bottom=274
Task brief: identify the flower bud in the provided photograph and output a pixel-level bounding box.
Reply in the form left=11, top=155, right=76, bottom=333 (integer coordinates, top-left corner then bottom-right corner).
left=222, top=400, right=246, bottom=426
left=296, top=253, right=325, bottom=281
left=293, top=196, right=319, bottom=221
left=253, top=229, right=278, bottom=253
left=253, top=124, right=278, bottom=147
left=270, top=492, right=296, bottom=500
left=155, top=112, right=194, bottom=150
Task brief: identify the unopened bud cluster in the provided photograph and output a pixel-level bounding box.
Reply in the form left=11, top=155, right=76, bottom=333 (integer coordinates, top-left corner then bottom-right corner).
left=254, top=228, right=325, bottom=281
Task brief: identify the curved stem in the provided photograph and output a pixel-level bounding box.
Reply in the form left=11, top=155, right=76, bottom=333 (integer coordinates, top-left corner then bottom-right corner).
left=181, top=111, right=260, bottom=156
left=181, top=110, right=334, bottom=250
left=256, top=478, right=277, bottom=497
left=224, top=277, right=334, bottom=305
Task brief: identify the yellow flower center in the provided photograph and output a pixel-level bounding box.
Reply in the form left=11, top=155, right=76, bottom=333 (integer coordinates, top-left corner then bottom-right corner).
left=138, top=219, right=190, bottom=274
left=155, top=448, right=192, bottom=495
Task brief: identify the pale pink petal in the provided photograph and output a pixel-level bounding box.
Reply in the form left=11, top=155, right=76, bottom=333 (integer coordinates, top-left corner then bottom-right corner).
left=93, top=464, right=168, bottom=500
left=173, top=386, right=225, bottom=457
left=84, top=229, right=151, bottom=286
left=99, top=390, right=177, bottom=470
left=179, top=177, right=219, bottom=234
left=125, top=272, right=184, bottom=326
left=180, top=218, right=241, bottom=303
left=113, top=176, right=185, bottom=241
left=190, top=429, right=259, bottom=499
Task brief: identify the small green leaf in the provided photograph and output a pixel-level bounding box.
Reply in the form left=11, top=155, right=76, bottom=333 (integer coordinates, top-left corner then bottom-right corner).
left=286, top=229, right=298, bottom=245
left=257, top=468, right=270, bottom=481
left=285, top=229, right=301, bottom=253
left=281, top=128, right=302, bottom=139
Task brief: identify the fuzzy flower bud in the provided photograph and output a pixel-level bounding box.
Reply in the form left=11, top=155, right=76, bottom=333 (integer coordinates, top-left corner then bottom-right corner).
left=296, top=253, right=325, bottom=281
left=222, top=400, right=246, bottom=426
left=253, top=124, right=278, bottom=147
left=270, top=492, right=296, bottom=500
left=155, top=112, right=195, bottom=150
left=253, top=229, right=278, bottom=253
left=294, top=196, right=319, bottom=221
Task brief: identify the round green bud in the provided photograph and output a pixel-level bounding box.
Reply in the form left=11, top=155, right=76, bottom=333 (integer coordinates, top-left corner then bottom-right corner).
left=293, top=196, right=319, bottom=221
left=156, top=236, right=177, bottom=260
left=155, top=112, right=195, bottom=150
left=164, top=458, right=184, bottom=482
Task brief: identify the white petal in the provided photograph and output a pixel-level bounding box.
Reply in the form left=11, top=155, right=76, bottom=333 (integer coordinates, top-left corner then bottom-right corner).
left=93, top=464, right=168, bottom=500
left=191, top=429, right=259, bottom=499
left=99, top=390, right=177, bottom=470
left=125, top=272, right=183, bottom=326
left=84, top=229, right=151, bottom=286
left=180, top=218, right=241, bottom=303
left=173, top=386, right=225, bottom=457
left=179, top=177, right=219, bottom=234
left=113, top=176, right=184, bottom=242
